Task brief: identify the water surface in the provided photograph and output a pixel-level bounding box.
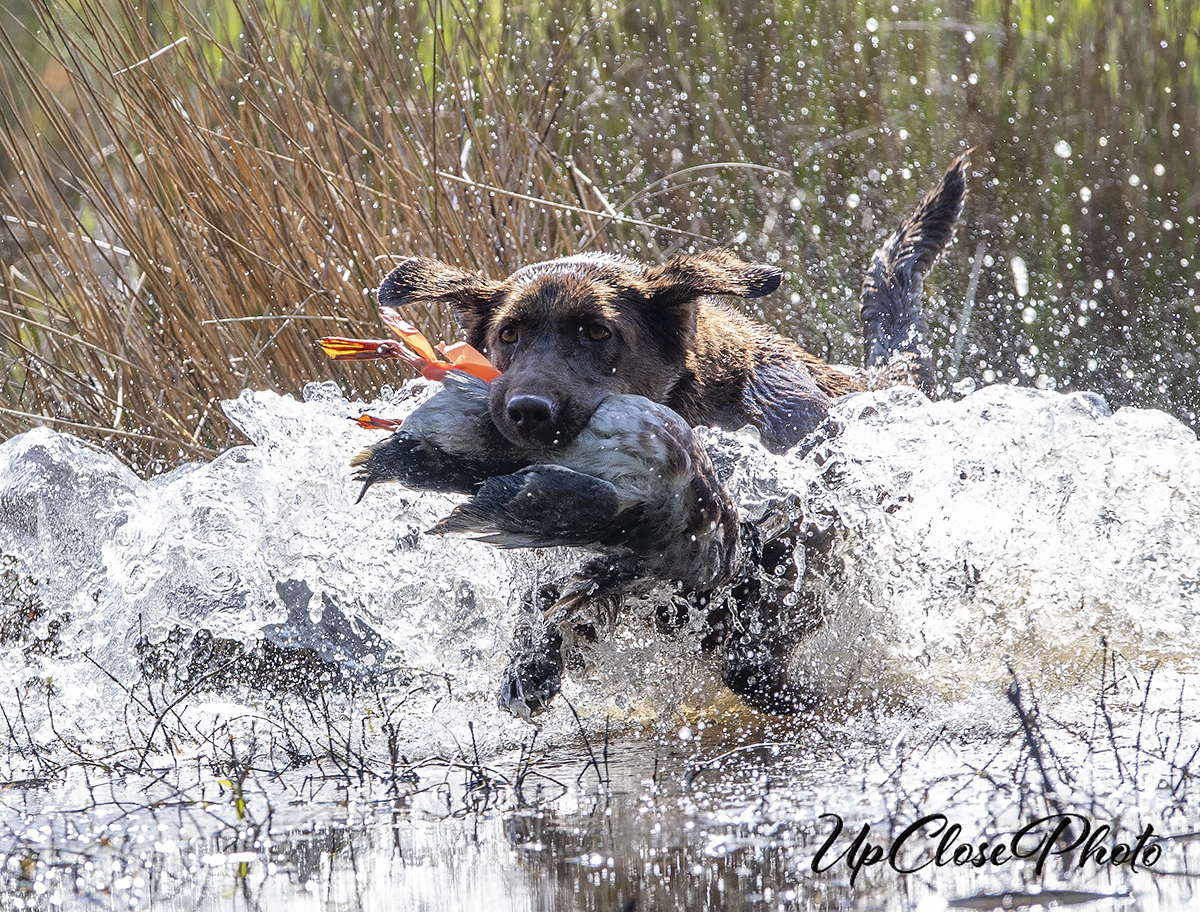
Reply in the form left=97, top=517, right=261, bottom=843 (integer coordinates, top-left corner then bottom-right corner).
left=1, top=1, right=1199, bottom=909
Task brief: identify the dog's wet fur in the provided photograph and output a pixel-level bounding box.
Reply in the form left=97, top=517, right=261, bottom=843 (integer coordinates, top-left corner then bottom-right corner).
left=379, top=249, right=865, bottom=455
left=373, top=154, right=969, bottom=716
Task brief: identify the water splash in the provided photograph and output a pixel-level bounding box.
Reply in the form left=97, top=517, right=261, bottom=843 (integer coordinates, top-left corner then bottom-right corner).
left=0, top=381, right=1197, bottom=766
left=781, top=385, right=1200, bottom=713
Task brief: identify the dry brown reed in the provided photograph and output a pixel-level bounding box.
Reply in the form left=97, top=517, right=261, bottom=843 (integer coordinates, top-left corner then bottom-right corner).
left=0, top=0, right=662, bottom=471
left=7, top=0, right=1193, bottom=471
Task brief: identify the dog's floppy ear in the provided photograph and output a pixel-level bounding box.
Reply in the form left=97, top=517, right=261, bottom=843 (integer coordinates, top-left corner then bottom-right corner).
left=378, top=257, right=504, bottom=343
left=643, top=249, right=782, bottom=309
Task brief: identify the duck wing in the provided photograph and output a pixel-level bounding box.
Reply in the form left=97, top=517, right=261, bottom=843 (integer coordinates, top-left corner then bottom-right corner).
left=351, top=433, right=526, bottom=500
left=352, top=371, right=526, bottom=499
left=429, top=464, right=644, bottom=549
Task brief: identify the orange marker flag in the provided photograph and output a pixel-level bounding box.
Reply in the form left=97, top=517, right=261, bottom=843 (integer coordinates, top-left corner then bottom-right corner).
left=319, top=317, right=499, bottom=382
left=354, top=415, right=403, bottom=431
left=379, top=308, right=440, bottom=363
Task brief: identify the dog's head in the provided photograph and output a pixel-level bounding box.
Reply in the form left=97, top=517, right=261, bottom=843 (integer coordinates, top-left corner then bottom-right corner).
left=377, top=251, right=781, bottom=449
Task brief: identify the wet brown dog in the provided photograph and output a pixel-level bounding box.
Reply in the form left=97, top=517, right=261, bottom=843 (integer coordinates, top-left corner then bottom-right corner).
left=377, top=250, right=856, bottom=456
left=372, top=155, right=968, bottom=715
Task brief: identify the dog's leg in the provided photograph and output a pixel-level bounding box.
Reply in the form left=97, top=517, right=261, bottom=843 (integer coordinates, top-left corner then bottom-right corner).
left=498, top=556, right=639, bottom=718
left=860, top=153, right=969, bottom=395
left=498, top=582, right=564, bottom=719
left=706, top=511, right=837, bottom=714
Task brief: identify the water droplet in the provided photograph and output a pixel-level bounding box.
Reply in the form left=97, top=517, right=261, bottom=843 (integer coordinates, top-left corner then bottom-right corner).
left=951, top=377, right=976, bottom=396
left=1011, top=256, right=1029, bottom=297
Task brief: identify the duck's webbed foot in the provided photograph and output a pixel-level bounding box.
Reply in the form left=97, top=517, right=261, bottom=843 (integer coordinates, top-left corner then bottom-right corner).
left=550, top=554, right=641, bottom=623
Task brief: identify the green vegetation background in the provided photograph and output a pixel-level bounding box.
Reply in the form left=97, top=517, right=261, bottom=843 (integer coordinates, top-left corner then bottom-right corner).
left=1, top=0, right=1197, bottom=472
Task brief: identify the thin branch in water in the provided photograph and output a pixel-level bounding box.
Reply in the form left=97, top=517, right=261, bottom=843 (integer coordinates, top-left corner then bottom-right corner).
left=563, top=696, right=606, bottom=789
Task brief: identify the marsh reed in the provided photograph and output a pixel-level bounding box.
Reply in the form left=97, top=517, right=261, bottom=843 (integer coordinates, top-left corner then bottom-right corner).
left=2, top=0, right=1197, bottom=471
left=0, top=0, right=652, bottom=470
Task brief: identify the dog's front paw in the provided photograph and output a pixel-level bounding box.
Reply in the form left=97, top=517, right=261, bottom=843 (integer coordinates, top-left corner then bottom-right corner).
left=721, top=642, right=817, bottom=716
left=498, top=612, right=564, bottom=720
left=498, top=648, right=563, bottom=719
left=721, top=660, right=815, bottom=715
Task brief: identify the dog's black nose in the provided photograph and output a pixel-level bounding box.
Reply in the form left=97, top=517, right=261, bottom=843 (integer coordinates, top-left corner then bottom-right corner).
left=506, top=394, right=556, bottom=432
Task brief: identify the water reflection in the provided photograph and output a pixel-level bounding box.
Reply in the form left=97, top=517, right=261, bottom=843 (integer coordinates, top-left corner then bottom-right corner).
left=3, top=732, right=1198, bottom=911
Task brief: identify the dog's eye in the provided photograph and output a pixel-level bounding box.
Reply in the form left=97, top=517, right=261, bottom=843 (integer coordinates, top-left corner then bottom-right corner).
left=583, top=323, right=612, bottom=342
left=498, top=325, right=518, bottom=345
